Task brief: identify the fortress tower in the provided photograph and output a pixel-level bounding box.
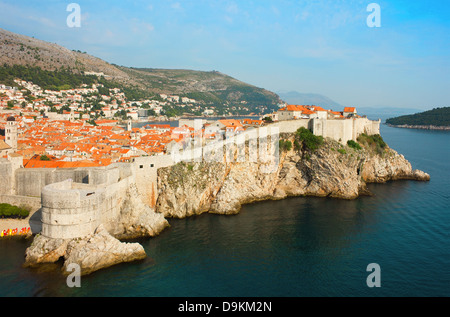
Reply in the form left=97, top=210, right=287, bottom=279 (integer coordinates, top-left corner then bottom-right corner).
left=5, top=116, right=17, bottom=152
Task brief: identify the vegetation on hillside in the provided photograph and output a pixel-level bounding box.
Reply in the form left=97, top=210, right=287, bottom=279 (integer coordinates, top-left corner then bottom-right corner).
left=120, top=67, right=281, bottom=114
left=279, top=139, right=293, bottom=152
left=347, top=140, right=362, bottom=150
left=295, top=127, right=324, bottom=152
left=0, top=64, right=160, bottom=101
left=386, top=107, right=450, bottom=127
left=357, top=133, right=387, bottom=155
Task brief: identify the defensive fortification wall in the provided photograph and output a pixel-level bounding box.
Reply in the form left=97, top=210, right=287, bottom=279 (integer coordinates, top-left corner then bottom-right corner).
left=41, top=180, right=101, bottom=239
left=14, top=164, right=128, bottom=197
left=37, top=156, right=173, bottom=240
left=133, top=155, right=174, bottom=208
left=2, top=117, right=381, bottom=240
left=41, top=173, right=135, bottom=239
left=0, top=159, right=13, bottom=196
left=0, top=155, right=22, bottom=195
left=268, top=117, right=380, bottom=143
left=311, top=118, right=381, bottom=144
left=269, top=119, right=311, bottom=133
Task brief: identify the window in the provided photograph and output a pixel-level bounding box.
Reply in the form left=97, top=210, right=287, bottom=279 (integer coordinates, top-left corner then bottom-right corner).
left=150, top=164, right=154, bottom=168
left=139, top=165, right=144, bottom=169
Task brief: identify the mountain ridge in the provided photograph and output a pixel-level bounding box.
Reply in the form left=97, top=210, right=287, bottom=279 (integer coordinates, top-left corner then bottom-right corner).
left=0, top=28, right=281, bottom=113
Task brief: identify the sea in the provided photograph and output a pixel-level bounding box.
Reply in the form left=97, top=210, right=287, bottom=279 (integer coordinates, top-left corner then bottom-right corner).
left=0, top=120, right=448, bottom=297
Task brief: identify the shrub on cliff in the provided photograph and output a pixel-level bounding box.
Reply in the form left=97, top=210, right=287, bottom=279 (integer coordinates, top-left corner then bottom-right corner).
left=279, top=139, right=292, bottom=152
left=0, top=203, right=30, bottom=219
left=295, top=127, right=324, bottom=152
left=357, top=133, right=387, bottom=155
left=347, top=140, right=362, bottom=150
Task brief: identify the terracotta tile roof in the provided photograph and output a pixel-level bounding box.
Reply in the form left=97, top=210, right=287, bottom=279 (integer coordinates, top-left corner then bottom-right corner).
left=344, top=107, right=356, bottom=113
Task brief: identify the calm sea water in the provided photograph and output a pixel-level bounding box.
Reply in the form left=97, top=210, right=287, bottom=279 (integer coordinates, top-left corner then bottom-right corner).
left=0, top=124, right=448, bottom=297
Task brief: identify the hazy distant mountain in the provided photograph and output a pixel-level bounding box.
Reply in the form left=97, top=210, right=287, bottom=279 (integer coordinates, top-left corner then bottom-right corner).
left=277, top=90, right=426, bottom=122
left=277, top=91, right=343, bottom=109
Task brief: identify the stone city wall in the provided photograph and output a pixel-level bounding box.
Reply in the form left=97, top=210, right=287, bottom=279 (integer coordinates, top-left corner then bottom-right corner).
left=40, top=174, right=135, bottom=240
left=2, top=117, right=381, bottom=240
left=0, top=159, right=13, bottom=196
left=14, top=164, right=127, bottom=197
left=311, top=118, right=381, bottom=144
left=133, top=155, right=174, bottom=208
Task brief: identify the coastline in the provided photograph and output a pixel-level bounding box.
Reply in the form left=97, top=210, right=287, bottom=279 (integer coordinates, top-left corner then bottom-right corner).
left=7, top=127, right=431, bottom=275
left=0, top=124, right=447, bottom=297
left=386, top=124, right=450, bottom=131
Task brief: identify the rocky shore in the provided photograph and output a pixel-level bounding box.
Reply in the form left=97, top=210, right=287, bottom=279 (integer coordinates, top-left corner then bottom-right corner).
left=156, top=137, right=430, bottom=218
left=22, top=135, right=430, bottom=276
left=24, top=224, right=147, bottom=276
left=387, top=124, right=450, bottom=131
left=23, top=183, right=169, bottom=276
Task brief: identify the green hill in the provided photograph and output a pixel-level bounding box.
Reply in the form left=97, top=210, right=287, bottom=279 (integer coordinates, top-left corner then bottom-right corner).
left=117, top=67, right=281, bottom=113
left=0, top=28, right=281, bottom=115
left=386, top=107, right=450, bottom=127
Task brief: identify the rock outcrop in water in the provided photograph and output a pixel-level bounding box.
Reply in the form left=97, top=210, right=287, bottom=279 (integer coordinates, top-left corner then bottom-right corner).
left=156, top=136, right=429, bottom=218
left=24, top=225, right=146, bottom=276
left=23, top=183, right=167, bottom=276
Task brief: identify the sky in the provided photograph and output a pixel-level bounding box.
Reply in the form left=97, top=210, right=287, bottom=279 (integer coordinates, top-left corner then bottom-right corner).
left=0, top=0, right=449, bottom=109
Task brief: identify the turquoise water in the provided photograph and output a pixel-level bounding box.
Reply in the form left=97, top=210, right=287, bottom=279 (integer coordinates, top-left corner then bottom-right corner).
left=0, top=125, right=448, bottom=297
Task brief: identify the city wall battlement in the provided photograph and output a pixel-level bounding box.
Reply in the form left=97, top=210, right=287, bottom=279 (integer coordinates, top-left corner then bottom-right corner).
left=0, top=117, right=380, bottom=239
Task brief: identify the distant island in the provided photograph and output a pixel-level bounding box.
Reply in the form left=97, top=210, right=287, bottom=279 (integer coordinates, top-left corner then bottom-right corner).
left=386, top=107, right=450, bottom=130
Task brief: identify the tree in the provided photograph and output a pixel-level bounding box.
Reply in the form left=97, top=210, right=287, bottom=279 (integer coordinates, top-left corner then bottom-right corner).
left=295, top=127, right=324, bottom=152
left=279, top=139, right=292, bottom=152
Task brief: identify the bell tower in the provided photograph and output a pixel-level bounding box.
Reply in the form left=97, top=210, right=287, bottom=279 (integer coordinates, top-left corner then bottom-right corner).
left=5, top=116, right=17, bottom=152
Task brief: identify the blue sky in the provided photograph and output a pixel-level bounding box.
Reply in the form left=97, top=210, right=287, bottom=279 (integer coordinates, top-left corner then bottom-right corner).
left=0, top=0, right=449, bottom=109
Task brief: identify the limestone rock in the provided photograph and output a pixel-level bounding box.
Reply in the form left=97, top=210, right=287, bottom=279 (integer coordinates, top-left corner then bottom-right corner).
left=23, top=234, right=68, bottom=267
left=62, top=224, right=146, bottom=276
left=111, top=183, right=169, bottom=239
left=412, top=169, right=431, bottom=181
left=156, top=137, right=430, bottom=218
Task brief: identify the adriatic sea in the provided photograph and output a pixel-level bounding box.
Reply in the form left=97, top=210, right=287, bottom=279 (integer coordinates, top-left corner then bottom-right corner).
left=0, top=124, right=448, bottom=297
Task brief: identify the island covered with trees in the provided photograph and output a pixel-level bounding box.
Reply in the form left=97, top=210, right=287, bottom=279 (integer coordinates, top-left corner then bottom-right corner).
left=386, top=107, right=450, bottom=130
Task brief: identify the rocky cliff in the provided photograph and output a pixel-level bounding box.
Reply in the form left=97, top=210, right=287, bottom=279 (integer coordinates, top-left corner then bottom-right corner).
left=156, top=136, right=430, bottom=218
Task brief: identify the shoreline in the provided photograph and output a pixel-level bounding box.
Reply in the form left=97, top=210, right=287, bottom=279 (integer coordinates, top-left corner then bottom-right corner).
left=386, top=124, right=450, bottom=131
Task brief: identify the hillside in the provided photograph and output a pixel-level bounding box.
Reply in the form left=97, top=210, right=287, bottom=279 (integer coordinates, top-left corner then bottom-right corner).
left=120, top=67, right=281, bottom=112
left=386, top=107, right=450, bottom=128
left=0, top=28, right=281, bottom=114
left=0, top=28, right=130, bottom=81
